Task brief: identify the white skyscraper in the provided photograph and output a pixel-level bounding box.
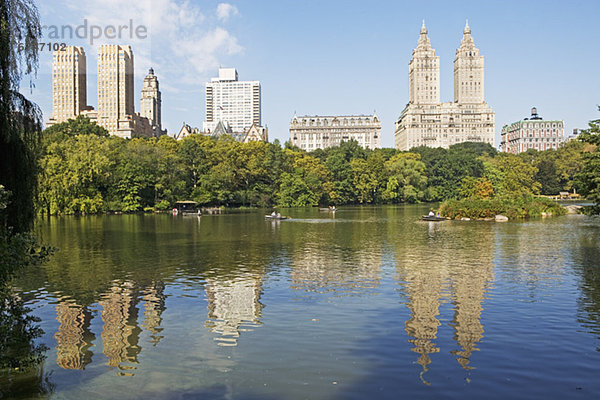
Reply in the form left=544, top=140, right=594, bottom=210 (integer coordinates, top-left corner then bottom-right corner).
left=203, top=68, right=261, bottom=134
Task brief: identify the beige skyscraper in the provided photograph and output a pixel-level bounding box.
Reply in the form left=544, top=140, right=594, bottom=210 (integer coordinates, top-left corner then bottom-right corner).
left=395, top=21, right=495, bottom=150
left=48, top=46, right=87, bottom=125
left=141, top=68, right=165, bottom=136
left=97, top=45, right=135, bottom=137
left=409, top=21, right=440, bottom=105
left=453, top=21, right=484, bottom=104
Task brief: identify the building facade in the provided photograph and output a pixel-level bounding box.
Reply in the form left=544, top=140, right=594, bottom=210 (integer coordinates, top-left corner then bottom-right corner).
left=203, top=68, right=261, bottom=134
left=141, top=68, right=165, bottom=136
left=289, top=113, right=381, bottom=151
left=96, top=45, right=136, bottom=137
left=394, top=21, right=495, bottom=151
left=47, top=45, right=157, bottom=137
left=48, top=46, right=88, bottom=126
left=500, top=108, right=564, bottom=153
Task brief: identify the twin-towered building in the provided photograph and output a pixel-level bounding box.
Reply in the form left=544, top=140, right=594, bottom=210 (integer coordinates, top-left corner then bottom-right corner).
left=48, top=45, right=165, bottom=138
left=289, top=21, right=495, bottom=151
left=394, top=21, right=495, bottom=150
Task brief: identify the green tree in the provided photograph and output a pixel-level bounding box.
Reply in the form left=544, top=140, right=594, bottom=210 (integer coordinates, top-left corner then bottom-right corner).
left=382, top=153, right=428, bottom=203
left=0, top=0, right=42, bottom=232
left=154, top=135, right=186, bottom=209
left=325, top=140, right=367, bottom=204
left=278, top=150, right=330, bottom=207
left=107, top=138, right=158, bottom=212
left=483, top=153, right=540, bottom=198
left=38, top=118, right=111, bottom=214
left=413, top=142, right=491, bottom=200
left=576, top=109, right=600, bottom=213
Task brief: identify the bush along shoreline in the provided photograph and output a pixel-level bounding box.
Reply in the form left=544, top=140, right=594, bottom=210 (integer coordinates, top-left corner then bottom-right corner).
left=438, top=197, right=567, bottom=220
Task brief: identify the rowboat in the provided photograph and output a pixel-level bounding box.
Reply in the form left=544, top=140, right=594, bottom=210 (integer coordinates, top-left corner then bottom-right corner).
left=265, top=215, right=289, bottom=220
left=421, top=215, right=446, bottom=221
left=319, top=207, right=337, bottom=212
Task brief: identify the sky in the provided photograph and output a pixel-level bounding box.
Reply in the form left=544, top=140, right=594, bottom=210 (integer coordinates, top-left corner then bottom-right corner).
left=19, top=0, right=600, bottom=148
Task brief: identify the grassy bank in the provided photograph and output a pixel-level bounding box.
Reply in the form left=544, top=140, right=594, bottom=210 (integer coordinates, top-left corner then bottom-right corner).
left=438, top=197, right=566, bottom=220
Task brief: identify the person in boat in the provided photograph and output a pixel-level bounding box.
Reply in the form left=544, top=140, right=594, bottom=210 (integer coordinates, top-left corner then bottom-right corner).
left=436, top=212, right=440, bottom=218
left=428, top=210, right=435, bottom=217
left=271, top=211, right=277, bottom=217
left=276, top=212, right=281, bottom=218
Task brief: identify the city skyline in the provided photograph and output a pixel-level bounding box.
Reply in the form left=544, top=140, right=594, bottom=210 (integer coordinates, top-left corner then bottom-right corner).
left=20, top=0, right=600, bottom=147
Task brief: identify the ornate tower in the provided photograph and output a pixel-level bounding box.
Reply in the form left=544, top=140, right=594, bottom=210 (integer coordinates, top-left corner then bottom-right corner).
left=409, top=21, right=440, bottom=105
left=453, top=20, right=484, bottom=104
left=141, top=67, right=163, bottom=136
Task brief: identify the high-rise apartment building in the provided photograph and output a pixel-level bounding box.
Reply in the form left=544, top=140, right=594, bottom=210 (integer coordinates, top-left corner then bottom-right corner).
left=141, top=68, right=165, bottom=136
left=48, top=46, right=88, bottom=126
left=203, top=68, right=261, bottom=134
left=395, top=21, right=495, bottom=150
left=289, top=114, right=381, bottom=151
left=501, top=108, right=564, bottom=154
left=97, top=45, right=136, bottom=138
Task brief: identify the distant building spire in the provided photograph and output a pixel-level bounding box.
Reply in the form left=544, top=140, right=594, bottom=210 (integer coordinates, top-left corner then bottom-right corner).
left=464, top=19, right=470, bottom=34
left=421, top=19, right=427, bottom=35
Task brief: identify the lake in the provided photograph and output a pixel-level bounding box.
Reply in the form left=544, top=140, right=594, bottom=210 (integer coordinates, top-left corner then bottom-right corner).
left=4, top=205, right=600, bottom=399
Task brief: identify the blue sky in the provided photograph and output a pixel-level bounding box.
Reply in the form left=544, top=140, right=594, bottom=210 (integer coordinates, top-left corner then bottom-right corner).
left=21, top=0, right=600, bottom=148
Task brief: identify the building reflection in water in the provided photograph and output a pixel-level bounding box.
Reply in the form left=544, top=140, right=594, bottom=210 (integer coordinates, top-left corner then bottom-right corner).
left=53, top=280, right=167, bottom=375
left=204, top=274, right=264, bottom=346
left=98, top=281, right=142, bottom=376
left=401, top=266, right=443, bottom=383
left=290, top=247, right=382, bottom=294
left=54, top=300, right=95, bottom=370
left=396, top=223, right=494, bottom=380
left=141, top=281, right=166, bottom=346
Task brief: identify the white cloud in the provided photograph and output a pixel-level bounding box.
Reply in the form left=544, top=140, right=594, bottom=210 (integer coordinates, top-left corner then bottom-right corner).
left=216, top=3, right=239, bottom=22
left=54, top=0, right=243, bottom=84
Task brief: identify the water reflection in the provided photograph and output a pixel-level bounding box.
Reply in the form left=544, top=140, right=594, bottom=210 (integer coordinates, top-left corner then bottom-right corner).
left=54, top=301, right=94, bottom=369
left=7, top=210, right=600, bottom=399
left=141, top=281, right=166, bottom=346
left=289, top=218, right=383, bottom=295
left=395, top=222, right=494, bottom=379
left=204, top=274, right=264, bottom=346
left=49, top=279, right=168, bottom=375
left=99, top=281, right=142, bottom=375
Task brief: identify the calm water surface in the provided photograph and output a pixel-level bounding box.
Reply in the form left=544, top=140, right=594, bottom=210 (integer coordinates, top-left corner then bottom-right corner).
left=4, top=205, right=600, bottom=399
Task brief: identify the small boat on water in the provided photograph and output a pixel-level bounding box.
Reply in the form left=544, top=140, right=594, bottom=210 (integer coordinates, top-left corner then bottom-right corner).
left=265, top=215, right=289, bottom=220
left=422, top=215, right=446, bottom=221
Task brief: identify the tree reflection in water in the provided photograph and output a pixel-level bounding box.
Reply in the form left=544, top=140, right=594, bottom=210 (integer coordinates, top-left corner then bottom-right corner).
left=0, top=286, right=53, bottom=397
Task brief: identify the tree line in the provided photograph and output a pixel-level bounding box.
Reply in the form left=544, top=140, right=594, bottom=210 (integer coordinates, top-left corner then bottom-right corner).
left=37, top=115, right=596, bottom=215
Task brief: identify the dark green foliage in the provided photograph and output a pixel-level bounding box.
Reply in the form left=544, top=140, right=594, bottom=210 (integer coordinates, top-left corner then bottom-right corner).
left=0, top=0, right=42, bottom=233
left=577, top=108, right=600, bottom=214
left=413, top=142, right=495, bottom=200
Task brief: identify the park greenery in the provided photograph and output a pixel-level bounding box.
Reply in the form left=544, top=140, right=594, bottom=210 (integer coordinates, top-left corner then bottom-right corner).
left=1, top=0, right=52, bottom=390
left=36, top=115, right=598, bottom=218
